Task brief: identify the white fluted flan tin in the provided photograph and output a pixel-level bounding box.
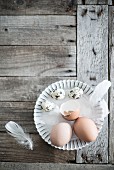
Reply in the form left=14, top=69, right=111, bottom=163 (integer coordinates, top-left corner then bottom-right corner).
left=34, top=80, right=107, bottom=150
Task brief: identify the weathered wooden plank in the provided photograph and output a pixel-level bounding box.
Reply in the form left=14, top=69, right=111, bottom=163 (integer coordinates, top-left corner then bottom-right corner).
left=0, top=133, right=75, bottom=163
left=76, top=5, right=108, bottom=163
left=0, top=163, right=114, bottom=170
left=0, top=102, right=37, bottom=133
left=0, top=16, right=76, bottom=45
left=0, top=46, right=76, bottom=76
left=0, top=0, right=76, bottom=15
left=109, top=6, right=114, bottom=164
left=0, top=76, right=76, bottom=101
left=77, top=0, right=111, bottom=5
left=108, top=0, right=112, bottom=5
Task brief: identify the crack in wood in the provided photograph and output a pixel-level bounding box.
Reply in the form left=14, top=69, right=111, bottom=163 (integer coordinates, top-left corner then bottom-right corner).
left=97, top=8, right=104, bottom=17
left=92, top=47, right=97, bottom=55
left=81, top=9, right=87, bottom=17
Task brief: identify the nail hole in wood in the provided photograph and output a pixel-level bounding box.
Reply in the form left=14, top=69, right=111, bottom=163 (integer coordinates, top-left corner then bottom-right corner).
left=61, top=37, right=64, bottom=42
left=16, top=0, right=24, bottom=5
left=96, top=154, right=102, bottom=161
left=66, top=69, right=73, bottom=73
left=69, top=25, right=76, bottom=28
left=90, top=76, right=96, bottom=81
left=67, top=40, right=75, bottom=43
left=5, top=28, right=8, bottom=32
left=68, top=54, right=72, bottom=57
left=81, top=9, right=87, bottom=17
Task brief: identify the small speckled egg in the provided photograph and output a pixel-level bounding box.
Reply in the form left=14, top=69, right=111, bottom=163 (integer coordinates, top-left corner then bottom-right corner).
left=41, top=100, right=55, bottom=112
left=73, top=117, right=98, bottom=142
left=51, top=89, right=65, bottom=100
left=50, top=122, right=72, bottom=147
left=68, top=87, right=83, bottom=99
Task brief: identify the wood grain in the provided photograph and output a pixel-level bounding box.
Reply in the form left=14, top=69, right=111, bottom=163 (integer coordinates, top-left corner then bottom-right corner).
left=108, top=0, right=113, bottom=5
left=0, top=102, right=36, bottom=133
left=0, top=16, right=76, bottom=45
left=109, top=6, right=114, bottom=164
left=0, top=46, right=76, bottom=76
left=0, top=133, right=75, bottom=163
left=0, top=77, right=76, bottom=101
left=76, top=5, right=108, bottom=163
left=0, top=0, right=76, bottom=15
left=0, top=163, right=114, bottom=170
left=77, top=0, right=112, bottom=5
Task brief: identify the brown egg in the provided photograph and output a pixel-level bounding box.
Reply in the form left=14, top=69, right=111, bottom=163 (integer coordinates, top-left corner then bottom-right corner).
left=60, top=100, right=80, bottom=121
left=50, top=122, right=72, bottom=147
left=73, top=117, right=98, bottom=142
left=63, top=110, right=80, bottom=121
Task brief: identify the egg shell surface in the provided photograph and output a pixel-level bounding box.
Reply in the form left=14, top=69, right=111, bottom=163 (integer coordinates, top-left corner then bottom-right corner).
left=50, top=122, right=72, bottom=147
left=73, top=117, right=98, bottom=142
left=63, top=110, right=80, bottom=121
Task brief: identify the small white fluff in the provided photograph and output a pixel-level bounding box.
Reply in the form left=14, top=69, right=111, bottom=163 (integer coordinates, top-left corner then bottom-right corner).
left=5, top=121, right=33, bottom=150
left=41, top=100, right=55, bottom=111
left=89, top=80, right=111, bottom=106
left=68, top=87, right=83, bottom=99
left=51, top=89, right=65, bottom=100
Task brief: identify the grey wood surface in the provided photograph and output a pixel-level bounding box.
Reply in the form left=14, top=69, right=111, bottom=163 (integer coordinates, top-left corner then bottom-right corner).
left=77, top=0, right=110, bottom=4
left=0, top=77, right=77, bottom=101
left=0, top=134, right=75, bottom=163
left=109, top=6, right=114, bottom=164
left=0, top=0, right=76, bottom=15
left=77, top=0, right=113, bottom=5
left=0, top=46, right=76, bottom=76
left=0, top=0, right=114, bottom=168
left=0, top=163, right=114, bottom=170
left=0, top=77, right=76, bottom=163
left=0, top=0, right=112, bottom=17
left=76, top=5, right=108, bottom=163
left=0, top=16, right=76, bottom=45
left=0, top=101, right=36, bottom=133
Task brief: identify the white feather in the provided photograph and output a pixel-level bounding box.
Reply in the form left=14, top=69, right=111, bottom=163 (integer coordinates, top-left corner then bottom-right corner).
left=89, top=80, right=111, bottom=106
left=5, top=121, right=33, bottom=150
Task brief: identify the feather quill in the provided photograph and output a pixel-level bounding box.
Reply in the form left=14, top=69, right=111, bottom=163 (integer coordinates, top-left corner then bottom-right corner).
left=5, top=121, right=33, bottom=150
left=89, top=80, right=111, bottom=106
